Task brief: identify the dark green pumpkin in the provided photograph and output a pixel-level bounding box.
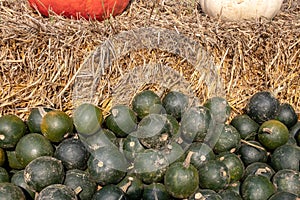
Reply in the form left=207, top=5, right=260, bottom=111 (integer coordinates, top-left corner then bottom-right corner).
left=0, top=182, right=26, bottom=200
left=164, top=156, right=199, bottom=199
left=272, top=169, right=300, bottom=196
left=131, top=90, right=163, bottom=119
left=0, top=167, right=9, bottom=183
left=213, top=124, right=241, bottom=154
left=243, top=162, right=275, bottom=181
left=0, top=114, right=26, bottom=149
left=73, top=103, right=103, bottom=136
left=41, top=110, right=73, bottom=143
left=216, top=152, right=245, bottom=183
left=11, top=170, right=35, bottom=200
left=27, top=107, right=52, bottom=133
left=203, top=96, right=231, bottom=123
left=87, top=146, right=128, bottom=186
left=187, top=142, right=215, bottom=169
left=105, top=105, right=137, bottom=137
left=268, top=191, right=299, bottom=200
left=24, top=156, right=65, bottom=192
left=237, top=140, right=268, bottom=166
left=230, top=114, right=259, bottom=140
left=189, top=189, right=222, bottom=200
left=6, top=150, right=24, bottom=170
left=245, top=91, right=279, bottom=124
left=133, top=149, right=168, bottom=184
left=180, top=106, right=212, bottom=143
left=258, top=119, right=289, bottom=150
left=275, top=103, right=298, bottom=128
left=117, top=175, right=144, bottom=200
left=142, top=183, right=171, bottom=200
left=15, top=133, right=54, bottom=168
left=36, top=184, right=77, bottom=200
left=241, top=175, right=276, bottom=200
left=122, top=135, right=145, bottom=162
left=92, top=184, right=127, bottom=200
left=198, top=160, right=230, bottom=191
left=64, top=169, right=97, bottom=200
left=162, top=91, right=189, bottom=120
left=270, top=144, right=300, bottom=171
left=54, top=137, right=90, bottom=170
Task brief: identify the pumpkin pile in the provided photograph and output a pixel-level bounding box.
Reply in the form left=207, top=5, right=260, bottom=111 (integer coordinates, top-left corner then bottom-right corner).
left=0, top=90, right=299, bottom=199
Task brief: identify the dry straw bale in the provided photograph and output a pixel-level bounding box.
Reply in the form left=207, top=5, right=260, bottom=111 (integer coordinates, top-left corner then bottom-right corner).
left=0, top=0, right=299, bottom=119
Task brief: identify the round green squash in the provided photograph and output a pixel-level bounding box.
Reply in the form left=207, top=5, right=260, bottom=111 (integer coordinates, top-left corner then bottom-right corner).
left=164, top=152, right=199, bottom=199
left=15, top=133, right=54, bottom=168
left=24, top=156, right=65, bottom=192
left=230, top=114, right=259, bottom=140
left=92, top=184, right=127, bottom=200
left=40, top=110, right=73, bottom=143
left=243, top=162, right=275, bottom=181
left=105, top=105, right=137, bottom=137
left=0, top=167, right=9, bottom=183
left=122, top=135, right=145, bottom=162
left=0, top=114, right=26, bottom=149
left=270, top=144, right=300, bottom=171
left=258, top=119, right=289, bottom=150
left=237, top=140, right=268, bottom=166
left=187, top=142, right=215, bottom=169
left=11, top=170, right=35, bottom=199
left=64, top=169, right=97, bottom=200
left=73, top=103, right=103, bottom=136
left=189, top=189, right=222, bottom=200
left=142, top=183, right=171, bottom=200
left=268, top=191, right=299, bottom=200
left=272, top=169, right=300, bottom=196
left=241, top=175, right=276, bottom=200
left=6, top=150, right=24, bottom=170
left=131, top=90, right=163, bottom=119
left=203, top=96, right=231, bottom=123
left=117, top=175, right=144, bottom=200
left=198, top=160, right=230, bottom=191
left=87, top=146, right=128, bottom=186
left=0, top=182, right=26, bottom=200
left=54, top=137, right=90, bottom=170
left=245, top=91, right=279, bottom=124
left=275, top=103, right=298, bottom=128
left=162, top=90, right=189, bottom=120
left=36, top=184, right=77, bottom=200
left=218, top=189, right=242, bottom=200
left=27, top=107, right=52, bottom=133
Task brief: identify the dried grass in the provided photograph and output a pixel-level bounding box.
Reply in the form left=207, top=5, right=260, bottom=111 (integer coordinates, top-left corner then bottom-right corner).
left=0, top=0, right=299, bottom=120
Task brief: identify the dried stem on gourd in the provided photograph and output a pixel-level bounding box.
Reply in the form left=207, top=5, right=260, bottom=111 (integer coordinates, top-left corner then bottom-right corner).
left=241, top=139, right=266, bottom=151
left=183, top=151, right=194, bottom=168
left=120, top=177, right=133, bottom=193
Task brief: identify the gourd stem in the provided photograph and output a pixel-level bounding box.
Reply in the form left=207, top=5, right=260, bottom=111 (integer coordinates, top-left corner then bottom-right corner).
left=38, top=107, right=47, bottom=118
left=241, top=139, right=266, bottom=151
left=262, top=127, right=273, bottom=134
left=183, top=151, right=194, bottom=168
left=120, top=179, right=132, bottom=193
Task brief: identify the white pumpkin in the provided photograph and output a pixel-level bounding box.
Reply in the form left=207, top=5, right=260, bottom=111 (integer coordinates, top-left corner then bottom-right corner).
left=199, top=0, right=283, bottom=21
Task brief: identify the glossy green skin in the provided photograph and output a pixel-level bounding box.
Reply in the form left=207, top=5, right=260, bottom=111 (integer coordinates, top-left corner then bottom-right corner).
left=133, top=149, right=168, bottom=184
left=188, top=142, right=215, bottom=169
left=24, top=156, right=65, bottom=192
left=27, top=107, right=52, bottom=133
left=15, top=133, right=54, bottom=168
left=245, top=91, right=279, bottom=124
left=117, top=175, right=144, bottom=200
left=36, top=184, right=77, bottom=200
left=0, top=182, right=26, bottom=200
left=105, top=105, right=137, bottom=137
left=243, top=162, right=275, bottom=181
left=216, top=152, right=245, bottom=183
left=272, top=169, right=300, bottom=196
left=131, top=90, right=163, bottom=119
left=180, top=106, right=212, bottom=143
left=11, top=170, right=35, bottom=199
left=275, top=103, right=298, bottom=128
left=268, top=191, right=298, bottom=200
left=213, top=124, right=241, bottom=154
left=162, top=91, right=189, bottom=120
left=92, top=184, right=127, bottom=200
left=241, top=175, right=276, bottom=200
left=198, top=160, right=230, bottom=191
left=0, top=114, right=26, bottom=149
left=164, top=161, right=199, bottom=199
left=64, top=169, right=97, bottom=200
left=73, top=103, right=103, bottom=136
left=41, top=110, right=73, bottom=143
left=87, top=146, right=127, bottom=186
left=203, top=96, right=231, bottom=123
left=143, top=183, right=171, bottom=200
left=270, top=144, right=300, bottom=171
left=54, top=137, right=90, bottom=170
left=0, top=167, right=9, bottom=183
left=258, top=120, right=289, bottom=150
left=237, top=141, right=268, bottom=166
left=230, top=114, right=259, bottom=140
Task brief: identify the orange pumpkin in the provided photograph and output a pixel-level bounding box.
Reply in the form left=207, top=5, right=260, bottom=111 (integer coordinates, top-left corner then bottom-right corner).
left=28, top=0, right=129, bottom=21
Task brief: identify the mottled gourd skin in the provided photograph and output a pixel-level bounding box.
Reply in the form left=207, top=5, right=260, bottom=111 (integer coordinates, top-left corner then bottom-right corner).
left=27, top=0, right=129, bottom=21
